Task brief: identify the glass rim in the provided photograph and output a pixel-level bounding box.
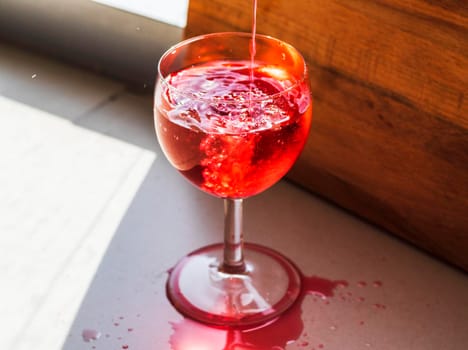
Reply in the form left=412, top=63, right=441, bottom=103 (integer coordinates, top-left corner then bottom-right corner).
left=157, top=31, right=309, bottom=103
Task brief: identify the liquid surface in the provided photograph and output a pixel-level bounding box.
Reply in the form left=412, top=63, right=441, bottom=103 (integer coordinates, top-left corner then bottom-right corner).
left=155, top=60, right=311, bottom=198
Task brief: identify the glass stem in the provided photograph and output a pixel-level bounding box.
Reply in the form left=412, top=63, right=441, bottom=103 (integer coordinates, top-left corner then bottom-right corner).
left=222, top=198, right=246, bottom=274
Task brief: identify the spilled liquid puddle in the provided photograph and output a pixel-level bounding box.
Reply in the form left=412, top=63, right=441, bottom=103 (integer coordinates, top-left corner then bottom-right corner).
left=168, top=276, right=385, bottom=349
left=79, top=275, right=385, bottom=349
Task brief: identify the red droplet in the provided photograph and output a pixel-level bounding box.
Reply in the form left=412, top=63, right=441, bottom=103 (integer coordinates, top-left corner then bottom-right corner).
left=373, top=280, right=383, bottom=287
left=122, top=345, right=129, bottom=349
left=336, top=281, right=349, bottom=289
left=357, top=281, right=367, bottom=287
left=81, top=329, right=101, bottom=342
left=373, top=303, right=387, bottom=310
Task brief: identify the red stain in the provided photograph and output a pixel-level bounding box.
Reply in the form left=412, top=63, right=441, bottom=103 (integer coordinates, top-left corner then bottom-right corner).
left=169, top=275, right=346, bottom=350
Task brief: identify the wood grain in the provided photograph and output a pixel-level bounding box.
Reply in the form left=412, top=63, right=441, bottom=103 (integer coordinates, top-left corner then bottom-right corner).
left=185, top=0, right=468, bottom=271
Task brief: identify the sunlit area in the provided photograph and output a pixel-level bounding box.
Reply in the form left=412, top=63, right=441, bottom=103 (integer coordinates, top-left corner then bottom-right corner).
left=0, top=1, right=187, bottom=347
left=93, top=0, right=189, bottom=27
left=0, top=95, right=155, bottom=348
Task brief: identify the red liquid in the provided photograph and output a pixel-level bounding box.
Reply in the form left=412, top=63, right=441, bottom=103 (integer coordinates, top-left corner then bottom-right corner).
left=169, top=275, right=346, bottom=350
left=155, top=60, right=312, bottom=198
left=81, top=329, right=101, bottom=342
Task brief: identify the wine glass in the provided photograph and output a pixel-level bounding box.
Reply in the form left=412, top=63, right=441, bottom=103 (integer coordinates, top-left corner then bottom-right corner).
left=154, top=32, right=312, bottom=328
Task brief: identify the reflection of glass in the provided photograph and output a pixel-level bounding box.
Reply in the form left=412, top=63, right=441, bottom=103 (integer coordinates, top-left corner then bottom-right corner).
left=154, top=32, right=312, bottom=327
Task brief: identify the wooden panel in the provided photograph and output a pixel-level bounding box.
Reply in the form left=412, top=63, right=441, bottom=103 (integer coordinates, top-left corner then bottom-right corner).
left=185, top=0, right=468, bottom=271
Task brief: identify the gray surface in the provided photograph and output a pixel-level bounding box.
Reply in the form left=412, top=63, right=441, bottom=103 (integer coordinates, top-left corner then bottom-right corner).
left=0, top=0, right=183, bottom=87
left=1, top=42, right=467, bottom=350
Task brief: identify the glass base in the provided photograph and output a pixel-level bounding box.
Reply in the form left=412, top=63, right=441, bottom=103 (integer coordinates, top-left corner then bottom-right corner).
left=166, top=243, right=302, bottom=328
